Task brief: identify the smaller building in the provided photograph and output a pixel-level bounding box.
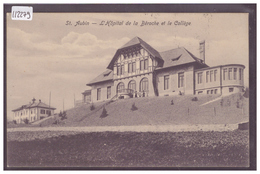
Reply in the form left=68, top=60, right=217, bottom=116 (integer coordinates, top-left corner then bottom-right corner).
left=12, top=98, right=56, bottom=124
left=82, top=89, right=91, bottom=103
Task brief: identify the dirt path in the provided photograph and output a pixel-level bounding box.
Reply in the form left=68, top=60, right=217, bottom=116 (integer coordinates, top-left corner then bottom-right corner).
left=7, top=124, right=239, bottom=133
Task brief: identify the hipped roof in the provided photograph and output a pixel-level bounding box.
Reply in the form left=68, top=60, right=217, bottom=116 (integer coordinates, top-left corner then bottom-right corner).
left=12, top=101, right=56, bottom=112
left=156, top=47, right=207, bottom=70
left=86, top=69, right=113, bottom=86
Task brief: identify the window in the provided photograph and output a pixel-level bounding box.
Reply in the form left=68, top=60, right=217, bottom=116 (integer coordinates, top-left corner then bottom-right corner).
left=178, top=72, right=184, bottom=88
left=210, top=70, right=213, bottom=82
left=197, top=72, right=203, bottom=84
left=144, top=59, right=148, bottom=70
left=121, top=65, right=124, bottom=75
left=140, top=60, right=144, bottom=71
left=229, top=88, right=234, bottom=93
left=117, top=82, right=125, bottom=93
left=128, top=63, right=132, bottom=73
left=239, top=68, right=242, bottom=80
left=132, top=62, right=136, bottom=73
left=214, top=70, right=217, bottom=81
left=40, top=109, right=45, bottom=114
left=107, top=86, right=111, bottom=99
left=164, top=75, right=169, bottom=90
left=97, top=88, right=101, bottom=100
left=117, top=65, right=124, bottom=75
left=140, top=78, right=149, bottom=92
left=233, top=68, right=237, bottom=80
left=128, top=80, right=136, bottom=91
left=223, top=68, right=227, bottom=80
left=46, top=110, right=49, bottom=115
left=198, top=91, right=203, bottom=94
left=207, top=90, right=210, bottom=94
left=211, top=90, right=213, bottom=94
left=117, top=65, right=120, bottom=75
left=206, top=71, right=209, bottom=83
left=228, top=68, right=232, bottom=80
left=215, top=89, right=218, bottom=94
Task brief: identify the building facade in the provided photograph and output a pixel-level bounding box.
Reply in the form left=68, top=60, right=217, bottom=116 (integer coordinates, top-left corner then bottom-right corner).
left=87, top=37, right=245, bottom=102
left=12, top=98, right=56, bottom=124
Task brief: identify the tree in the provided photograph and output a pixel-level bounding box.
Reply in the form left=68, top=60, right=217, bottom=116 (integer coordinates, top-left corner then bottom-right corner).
left=90, top=103, right=95, bottom=111
left=100, top=107, right=108, bottom=118
left=131, top=102, right=138, bottom=111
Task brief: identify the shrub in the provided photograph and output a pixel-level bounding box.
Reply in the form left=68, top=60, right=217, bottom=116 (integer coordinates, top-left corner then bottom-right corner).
left=53, top=119, right=60, bottom=125
left=243, top=87, right=249, bottom=98
left=191, top=97, right=198, bottom=101
left=61, top=111, right=67, bottom=120
left=90, top=103, right=95, bottom=111
left=131, top=103, right=138, bottom=111
left=100, top=107, right=108, bottom=118
left=23, top=118, right=29, bottom=124
left=220, top=98, right=223, bottom=106
left=59, top=111, right=63, bottom=117
left=236, top=99, right=240, bottom=108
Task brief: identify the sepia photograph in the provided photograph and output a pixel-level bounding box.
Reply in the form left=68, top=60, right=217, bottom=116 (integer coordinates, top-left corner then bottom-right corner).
left=4, top=4, right=256, bottom=169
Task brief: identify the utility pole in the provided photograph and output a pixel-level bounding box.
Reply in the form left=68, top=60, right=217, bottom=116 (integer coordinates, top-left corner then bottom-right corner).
left=49, top=91, right=51, bottom=108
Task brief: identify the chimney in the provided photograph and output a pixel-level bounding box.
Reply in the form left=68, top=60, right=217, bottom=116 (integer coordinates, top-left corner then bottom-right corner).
left=199, top=40, right=205, bottom=64
left=32, top=98, right=36, bottom=103
left=39, top=99, right=41, bottom=103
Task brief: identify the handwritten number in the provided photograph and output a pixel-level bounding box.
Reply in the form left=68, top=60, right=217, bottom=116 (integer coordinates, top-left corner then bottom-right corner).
left=27, top=12, right=31, bottom=19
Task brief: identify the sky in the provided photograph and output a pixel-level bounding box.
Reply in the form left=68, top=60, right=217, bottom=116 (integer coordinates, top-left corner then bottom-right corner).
left=6, top=12, right=249, bottom=120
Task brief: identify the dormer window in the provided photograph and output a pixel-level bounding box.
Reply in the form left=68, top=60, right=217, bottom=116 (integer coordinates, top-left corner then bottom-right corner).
left=104, top=71, right=111, bottom=77
left=171, top=55, right=182, bottom=61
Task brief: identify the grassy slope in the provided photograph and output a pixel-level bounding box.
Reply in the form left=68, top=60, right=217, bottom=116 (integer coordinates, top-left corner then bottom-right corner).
left=42, top=93, right=248, bottom=127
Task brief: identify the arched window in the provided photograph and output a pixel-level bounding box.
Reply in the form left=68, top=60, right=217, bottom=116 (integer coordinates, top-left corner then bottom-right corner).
left=140, top=78, right=149, bottom=92
left=128, top=80, right=136, bottom=91
left=117, top=82, right=125, bottom=93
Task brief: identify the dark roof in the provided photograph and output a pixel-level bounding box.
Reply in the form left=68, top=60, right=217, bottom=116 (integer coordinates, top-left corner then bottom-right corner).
left=156, top=47, right=206, bottom=70
left=12, top=101, right=56, bottom=112
left=87, top=69, right=113, bottom=86
left=107, top=37, right=163, bottom=69
left=120, top=37, right=141, bottom=49
left=82, top=89, right=91, bottom=95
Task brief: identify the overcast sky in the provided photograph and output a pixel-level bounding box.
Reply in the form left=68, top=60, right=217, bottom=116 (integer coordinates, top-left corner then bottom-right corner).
left=6, top=13, right=249, bottom=120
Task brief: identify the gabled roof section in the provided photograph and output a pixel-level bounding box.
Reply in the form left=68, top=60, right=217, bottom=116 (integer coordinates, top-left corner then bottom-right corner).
left=107, top=37, right=163, bottom=70
left=87, top=69, right=113, bottom=86
left=156, top=47, right=207, bottom=70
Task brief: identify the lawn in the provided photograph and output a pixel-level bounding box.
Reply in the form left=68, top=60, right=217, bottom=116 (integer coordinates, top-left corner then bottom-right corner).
left=7, top=130, right=249, bottom=168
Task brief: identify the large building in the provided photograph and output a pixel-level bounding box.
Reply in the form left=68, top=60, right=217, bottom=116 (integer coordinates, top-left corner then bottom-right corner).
left=12, top=98, right=56, bottom=124
left=86, top=37, right=245, bottom=103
